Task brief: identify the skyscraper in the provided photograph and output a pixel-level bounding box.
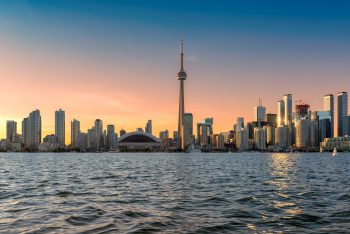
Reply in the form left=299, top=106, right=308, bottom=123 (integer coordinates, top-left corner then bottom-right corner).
left=254, top=99, right=266, bottom=124
left=28, top=109, right=41, bottom=150
left=337, top=92, right=348, bottom=137
left=323, top=94, right=334, bottom=137
left=284, top=94, right=292, bottom=126
left=177, top=40, right=187, bottom=150
left=184, top=113, right=193, bottom=148
left=95, top=119, right=103, bottom=151
left=266, top=114, right=277, bottom=127
left=145, top=120, right=152, bottom=134
left=71, top=119, right=80, bottom=148
left=277, top=100, right=285, bottom=127
left=6, top=120, right=17, bottom=143
left=55, top=109, right=65, bottom=148
left=284, top=94, right=293, bottom=146
left=235, top=117, right=244, bottom=132
left=22, top=118, right=29, bottom=148
left=107, top=124, right=117, bottom=150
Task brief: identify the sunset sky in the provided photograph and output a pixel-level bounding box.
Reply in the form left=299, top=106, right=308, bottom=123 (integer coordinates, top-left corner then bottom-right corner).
left=1, top=0, right=350, bottom=141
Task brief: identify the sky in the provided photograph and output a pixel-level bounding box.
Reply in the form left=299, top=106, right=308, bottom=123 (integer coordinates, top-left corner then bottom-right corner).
left=0, top=0, right=350, bottom=141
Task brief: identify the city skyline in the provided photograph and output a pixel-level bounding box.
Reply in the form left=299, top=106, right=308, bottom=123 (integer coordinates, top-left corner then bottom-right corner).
left=1, top=1, right=350, bottom=141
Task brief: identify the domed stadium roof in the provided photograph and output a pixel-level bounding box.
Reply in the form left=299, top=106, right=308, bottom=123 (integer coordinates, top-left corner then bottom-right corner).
left=118, top=131, right=161, bottom=143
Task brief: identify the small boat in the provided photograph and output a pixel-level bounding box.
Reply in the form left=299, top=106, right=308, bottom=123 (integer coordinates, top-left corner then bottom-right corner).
left=332, top=148, right=337, bottom=156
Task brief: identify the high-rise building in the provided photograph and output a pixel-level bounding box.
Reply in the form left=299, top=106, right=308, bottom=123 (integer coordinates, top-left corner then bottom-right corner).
left=266, top=125, right=275, bottom=146
left=71, top=119, right=80, bottom=148
left=145, top=120, right=152, bottom=134
left=295, top=103, right=310, bottom=119
left=177, top=40, right=187, bottom=150
left=6, top=120, right=17, bottom=143
left=316, top=111, right=331, bottom=144
left=277, top=100, right=285, bottom=127
left=254, top=127, right=266, bottom=150
left=323, top=94, right=334, bottom=137
left=343, top=116, right=350, bottom=137
left=184, top=113, right=194, bottom=148
left=283, top=94, right=293, bottom=146
left=94, top=119, right=103, bottom=151
left=107, top=124, right=117, bottom=150
left=55, top=109, right=65, bottom=148
left=236, top=128, right=249, bottom=151
left=197, top=122, right=212, bottom=147
left=22, top=118, right=29, bottom=148
left=337, top=92, right=348, bottom=137
left=296, top=117, right=311, bottom=148
left=275, top=126, right=288, bottom=148
left=254, top=102, right=266, bottom=124
left=28, top=109, right=42, bottom=150
left=284, top=94, right=293, bottom=126
left=159, top=130, right=169, bottom=141
left=235, top=117, right=244, bottom=132
left=266, top=114, right=277, bottom=128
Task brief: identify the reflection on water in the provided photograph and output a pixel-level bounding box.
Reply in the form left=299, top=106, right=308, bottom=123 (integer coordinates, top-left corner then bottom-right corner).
left=0, top=152, right=349, bottom=233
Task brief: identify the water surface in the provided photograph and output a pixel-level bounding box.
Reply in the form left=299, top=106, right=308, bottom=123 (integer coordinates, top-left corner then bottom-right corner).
left=0, top=152, right=349, bottom=233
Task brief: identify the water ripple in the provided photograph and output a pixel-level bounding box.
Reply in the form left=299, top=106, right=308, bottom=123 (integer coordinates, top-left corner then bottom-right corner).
left=0, top=152, right=350, bottom=233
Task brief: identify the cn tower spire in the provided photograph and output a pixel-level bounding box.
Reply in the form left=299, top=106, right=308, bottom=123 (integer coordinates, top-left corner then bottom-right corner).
left=180, top=39, right=184, bottom=70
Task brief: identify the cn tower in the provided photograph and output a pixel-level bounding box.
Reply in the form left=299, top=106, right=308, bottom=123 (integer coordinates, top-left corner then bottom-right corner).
left=177, top=40, right=187, bottom=151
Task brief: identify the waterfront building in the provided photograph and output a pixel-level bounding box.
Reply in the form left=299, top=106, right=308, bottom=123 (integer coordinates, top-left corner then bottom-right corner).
left=254, top=127, right=266, bottom=150
left=118, top=131, right=162, bottom=151
left=277, top=100, right=285, bottom=127
left=43, top=134, right=58, bottom=143
left=107, top=124, right=118, bottom=150
left=77, top=132, right=88, bottom=151
left=321, top=136, right=350, bottom=151
left=323, top=94, right=334, bottom=137
left=159, top=130, right=169, bottom=141
left=275, top=126, right=288, bottom=149
left=22, top=118, right=29, bottom=148
left=235, top=117, right=244, bottom=132
left=266, top=114, right=277, bottom=128
left=71, top=119, right=80, bottom=148
left=95, top=119, right=103, bottom=151
left=337, top=92, right=348, bottom=137
left=254, top=102, right=266, bottom=124
left=184, top=113, right=194, bottom=149
left=6, top=120, right=17, bottom=143
left=197, top=122, right=212, bottom=147
left=177, top=40, right=187, bottom=150
left=284, top=94, right=293, bottom=146
left=55, top=109, right=65, bottom=148
left=27, top=109, right=42, bottom=150
left=87, top=127, right=96, bottom=149
left=145, top=120, right=152, bottom=134
left=236, top=128, right=249, bottom=151
left=316, top=111, right=331, bottom=144
left=343, top=116, right=350, bottom=136
left=296, top=117, right=311, bottom=148
left=266, top=125, right=275, bottom=146
left=218, top=132, right=227, bottom=149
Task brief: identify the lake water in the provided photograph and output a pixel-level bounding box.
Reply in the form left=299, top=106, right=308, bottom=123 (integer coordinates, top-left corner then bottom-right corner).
left=0, top=152, right=349, bottom=233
